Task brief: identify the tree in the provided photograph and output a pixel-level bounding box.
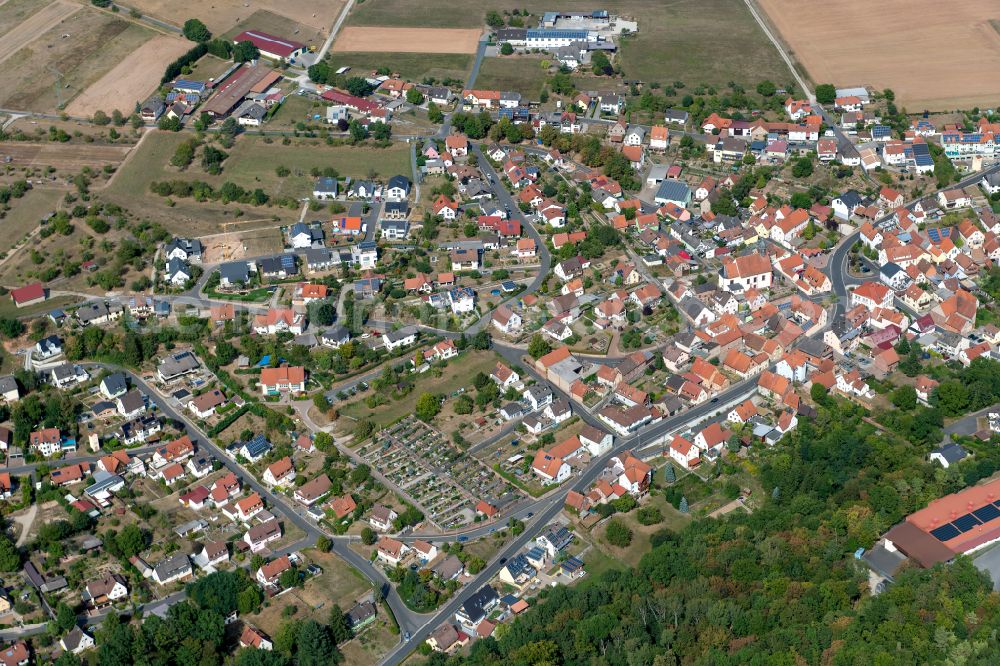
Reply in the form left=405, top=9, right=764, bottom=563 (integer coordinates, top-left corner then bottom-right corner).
left=92, top=110, right=110, bottom=126
left=297, top=620, right=338, bottom=666
left=891, top=385, right=918, bottom=411
left=232, top=40, right=260, bottom=63
left=405, top=88, right=424, bottom=105
left=527, top=334, right=552, bottom=359
left=0, top=536, right=19, bottom=571
left=935, top=380, right=970, bottom=416
left=485, top=10, right=504, bottom=28
left=636, top=506, right=663, bottom=525
left=664, top=465, right=676, bottom=483
left=791, top=156, right=814, bottom=178
left=344, top=77, right=373, bottom=97
left=0, top=318, right=24, bottom=339
left=427, top=102, right=444, bottom=124
left=55, top=602, right=77, bottom=633
left=182, top=18, right=212, bottom=42
left=605, top=518, right=633, bottom=547
left=454, top=394, right=474, bottom=414
left=679, top=496, right=689, bottom=513
left=360, top=527, right=377, bottom=545
left=756, top=80, right=776, bottom=97
left=815, top=83, right=836, bottom=104
left=316, top=303, right=336, bottom=326
left=790, top=191, right=812, bottom=209
left=158, top=115, right=182, bottom=131
left=500, top=42, right=514, bottom=56
left=810, top=381, right=829, bottom=405
left=114, top=523, right=148, bottom=558
left=415, top=393, right=440, bottom=422
left=591, top=51, right=612, bottom=76
left=328, top=604, right=352, bottom=643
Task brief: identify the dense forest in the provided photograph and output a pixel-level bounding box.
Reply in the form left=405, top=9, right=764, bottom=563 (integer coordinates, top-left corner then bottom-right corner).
left=429, top=359, right=1000, bottom=665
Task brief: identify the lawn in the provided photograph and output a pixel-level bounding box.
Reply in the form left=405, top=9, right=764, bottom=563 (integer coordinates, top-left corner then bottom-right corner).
left=348, top=0, right=793, bottom=88
left=591, top=494, right=691, bottom=568
left=267, top=95, right=331, bottom=130
left=337, top=350, right=501, bottom=429
left=326, top=52, right=473, bottom=84
left=185, top=54, right=235, bottom=83
left=473, top=56, right=551, bottom=97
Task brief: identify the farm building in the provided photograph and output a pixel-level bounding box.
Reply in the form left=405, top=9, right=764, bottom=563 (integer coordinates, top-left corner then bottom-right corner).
left=233, top=30, right=308, bottom=63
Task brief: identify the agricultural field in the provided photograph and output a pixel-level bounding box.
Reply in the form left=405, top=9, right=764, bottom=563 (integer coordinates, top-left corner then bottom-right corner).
left=350, top=0, right=793, bottom=89
left=474, top=56, right=552, bottom=97
left=218, top=9, right=327, bottom=50
left=65, top=35, right=192, bottom=117
left=0, top=142, right=132, bottom=173
left=0, top=7, right=157, bottom=113
left=124, top=0, right=339, bottom=37
left=756, top=0, right=1000, bottom=108
left=332, top=27, right=481, bottom=54
left=326, top=52, right=472, bottom=84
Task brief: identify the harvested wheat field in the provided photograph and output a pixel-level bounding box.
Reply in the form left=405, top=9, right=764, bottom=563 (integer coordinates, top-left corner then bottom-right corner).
left=0, top=143, right=132, bottom=171
left=0, top=0, right=80, bottom=64
left=756, top=0, right=1000, bottom=109
left=332, top=27, right=481, bottom=54
left=126, top=0, right=339, bottom=36
left=65, top=35, right=192, bottom=116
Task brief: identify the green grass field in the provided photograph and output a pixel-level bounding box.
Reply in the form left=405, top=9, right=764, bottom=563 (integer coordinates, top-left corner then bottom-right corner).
left=101, top=131, right=410, bottom=235
left=474, top=56, right=552, bottom=96
left=0, top=188, right=62, bottom=247
left=219, top=137, right=412, bottom=196
left=185, top=55, right=234, bottom=83
left=327, top=52, right=472, bottom=84
left=349, top=0, right=793, bottom=89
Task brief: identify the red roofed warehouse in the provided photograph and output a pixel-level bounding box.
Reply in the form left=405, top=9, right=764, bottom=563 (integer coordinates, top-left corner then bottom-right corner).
left=233, top=30, right=307, bottom=62
left=10, top=282, right=45, bottom=308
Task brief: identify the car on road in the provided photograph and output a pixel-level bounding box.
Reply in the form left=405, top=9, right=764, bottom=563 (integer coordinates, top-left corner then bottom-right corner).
left=457, top=535, right=468, bottom=542
left=526, top=512, right=534, bottom=518
left=710, top=397, right=719, bottom=403
left=403, top=632, right=411, bottom=642
left=499, top=557, right=507, bottom=564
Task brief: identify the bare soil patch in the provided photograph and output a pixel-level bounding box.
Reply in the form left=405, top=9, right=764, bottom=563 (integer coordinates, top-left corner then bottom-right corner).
left=65, top=35, right=191, bottom=116
left=332, top=27, right=481, bottom=54
left=755, top=0, right=1000, bottom=109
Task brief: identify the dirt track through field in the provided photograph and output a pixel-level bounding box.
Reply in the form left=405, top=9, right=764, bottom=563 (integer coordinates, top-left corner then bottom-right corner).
left=332, top=27, right=481, bottom=54
left=755, top=0, right=1000, bottom=109
left=65, top=35, right=191, bottom=116
left=0, top=0, right=79, bottom=64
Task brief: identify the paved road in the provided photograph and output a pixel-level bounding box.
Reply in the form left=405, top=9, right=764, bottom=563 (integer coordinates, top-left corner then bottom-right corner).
left=466, top=39, right=489, bottom=90
left=81, top=364, right=426, bottom=639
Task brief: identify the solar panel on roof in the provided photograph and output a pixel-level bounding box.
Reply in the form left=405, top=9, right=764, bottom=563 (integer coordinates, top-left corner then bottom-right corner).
left=973, top=504, right=1000, bottom=523
left=953, top=513, right=982, bottom=533
left=931, top=524, right=961, bottom=541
